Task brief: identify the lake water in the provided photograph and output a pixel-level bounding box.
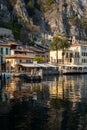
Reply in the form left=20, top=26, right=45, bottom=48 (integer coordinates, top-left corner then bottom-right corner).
left=0, top=75, right=87, bottom=130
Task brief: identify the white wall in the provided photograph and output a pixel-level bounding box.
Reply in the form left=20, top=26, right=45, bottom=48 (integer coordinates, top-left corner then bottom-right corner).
left=0, top=46, right=11, bottom=55
left=50, top=50, right=62, bottom=63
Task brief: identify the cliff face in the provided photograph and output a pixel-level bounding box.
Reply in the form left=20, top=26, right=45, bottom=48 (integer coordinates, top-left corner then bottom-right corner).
left=0, top=0, right=11, bottom=22
left=0, top=0, right=87, bottom=38
left=13, top=0, right=29, bottom=22
left=44, top=0, right=87, bottom=37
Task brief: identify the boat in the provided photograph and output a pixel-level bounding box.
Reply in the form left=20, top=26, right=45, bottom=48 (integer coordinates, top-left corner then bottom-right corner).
left=59, top=64, right=87, bottom=74
left=13, top=73, right=42, bottom=82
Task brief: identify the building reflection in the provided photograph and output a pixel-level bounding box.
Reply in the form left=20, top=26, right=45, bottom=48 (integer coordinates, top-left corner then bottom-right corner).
left=0, top=75, right=87, bottom=130
left=1, top=75, right=87, bottom=104
left=48, top=75, right=84, bottom=103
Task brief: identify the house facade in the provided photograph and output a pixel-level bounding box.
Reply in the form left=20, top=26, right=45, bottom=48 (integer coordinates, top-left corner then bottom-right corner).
left=69, top=44, right=87, bottom=65
left=50, top=36, right=87, bottom=65
left=0, top=44, right=11, bottom=72
left=6, top=54, right=34, bottom=72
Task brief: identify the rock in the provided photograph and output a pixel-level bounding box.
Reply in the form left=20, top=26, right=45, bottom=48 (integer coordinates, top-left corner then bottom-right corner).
left=13, top=0, right=29, bottom=23
left=0, top=0, right=11, bottom=22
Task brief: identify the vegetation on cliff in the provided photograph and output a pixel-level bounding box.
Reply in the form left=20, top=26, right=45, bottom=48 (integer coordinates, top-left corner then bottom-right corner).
left=0, top=22, right=22, bottom=40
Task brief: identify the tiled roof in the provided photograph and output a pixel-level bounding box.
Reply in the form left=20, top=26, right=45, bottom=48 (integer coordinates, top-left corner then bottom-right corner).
left=0, top=41, right=18, bottom=47
left=8, top=41, right=18, bottom=45
left=6, top=54, right=34, bottom=59
left=30, top=46, right=49, bottom=53
left=14, top=49, right=34, bottom=53
left=0, top=43, right=10, bottom=47
left=71, top=44, right=87, bottom=47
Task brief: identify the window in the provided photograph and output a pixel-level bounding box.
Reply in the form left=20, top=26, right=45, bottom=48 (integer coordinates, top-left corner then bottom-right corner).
left=70, top=58, right=72, bottom=63
left=82, top=47, right=86, bottom=50
left=66, top=53, right=68, bottom=58
left=83, top=52, right=85, bottom=56
left=6, top=48, right=8, bottom=55
left=70, top=53, right=73, bottom=58
left=20, top=60, right=22, bottom=63
left=75, top=52, right=79, bottom=58
left=82, top=59, right=85, bottom=63
left=26, top=60, right=29, bottom=63
left=1, top=48, right=3, bottom=54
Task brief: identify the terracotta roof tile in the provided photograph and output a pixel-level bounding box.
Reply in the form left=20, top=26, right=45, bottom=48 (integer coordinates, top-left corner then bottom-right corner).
left=6, top=54, right=34, bottom=59
left=71, top=44, right=87, bottom=47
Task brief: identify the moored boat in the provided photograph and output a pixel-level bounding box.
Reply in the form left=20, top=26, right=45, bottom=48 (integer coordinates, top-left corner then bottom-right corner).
left=12, top=73, right=42, bottom=82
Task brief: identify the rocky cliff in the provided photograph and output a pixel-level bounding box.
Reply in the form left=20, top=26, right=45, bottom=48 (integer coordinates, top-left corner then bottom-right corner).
left=43, top=0, right=87, bottom=37
left=0, top=0, right=87, bottom=39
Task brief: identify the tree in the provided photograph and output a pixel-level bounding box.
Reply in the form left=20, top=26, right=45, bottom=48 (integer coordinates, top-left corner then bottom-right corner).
left=50, top=34, right=62, bottom=64
left=33, top=56, right=44, bottom=63
left=40, top=37, right=45, bottom=45
left=50, top=34, right=70, bottom=64
left=60, top=37, right=70, bottom=64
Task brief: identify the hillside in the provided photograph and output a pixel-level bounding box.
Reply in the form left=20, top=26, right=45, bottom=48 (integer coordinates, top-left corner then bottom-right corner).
left=0, top=0, right=87, bottom=40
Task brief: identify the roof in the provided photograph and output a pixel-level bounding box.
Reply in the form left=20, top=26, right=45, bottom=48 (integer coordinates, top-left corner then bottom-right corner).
left=14, top=49, right=34, bottom=53
left=30, top=46, right=49, bottom=53
left=0, top=43, right=10, bottom=47
left=0, top=41, right=18, bottom=47
left=6, top=54, right=34, bottom=59
left=8, top=41, right=18, bottom=46
left=71, top=44, right=87, bottom=47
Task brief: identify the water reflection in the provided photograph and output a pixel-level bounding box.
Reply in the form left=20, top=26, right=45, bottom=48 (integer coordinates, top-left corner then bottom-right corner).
left=0, top=75, right=87, bottom=130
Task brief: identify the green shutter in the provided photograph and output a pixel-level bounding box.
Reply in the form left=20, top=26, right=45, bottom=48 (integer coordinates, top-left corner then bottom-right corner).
left=1, top=48, right=3, bottom=54
left=6, top=48, right=8, bottom=55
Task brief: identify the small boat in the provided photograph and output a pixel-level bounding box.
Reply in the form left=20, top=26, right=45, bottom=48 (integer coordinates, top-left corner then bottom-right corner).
left=59, top=64, right=87, bottom=74
left=13, top=73, right=42, bottom=82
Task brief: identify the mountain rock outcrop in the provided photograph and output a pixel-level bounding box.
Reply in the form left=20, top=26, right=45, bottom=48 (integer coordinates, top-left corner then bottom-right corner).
left=0, top=0, right=87, bottom=38
left=0, top=0, right=11, bottom=22
left=13, top=0, right=29, bottom=23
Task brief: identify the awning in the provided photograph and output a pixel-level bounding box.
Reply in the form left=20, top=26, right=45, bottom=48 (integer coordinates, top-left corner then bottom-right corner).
left=19, top=63, right=40, bottom=68
left=18, top=63, right=56, bottom=68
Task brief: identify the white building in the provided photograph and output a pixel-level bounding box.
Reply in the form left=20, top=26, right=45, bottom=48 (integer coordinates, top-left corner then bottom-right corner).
left=69, top=44, right=87, bottom=65
left=50, top=44, right=87, bottom=66
left=50, top=50, right=63, bottom=64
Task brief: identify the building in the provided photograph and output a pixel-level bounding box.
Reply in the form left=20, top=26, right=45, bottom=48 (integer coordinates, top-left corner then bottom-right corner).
left=0, top=34, right=50, bottom=73
left=50, top=50, right=63, bottom=64
left=50, top=38, right=87, bottom=65
left=0, top=43, right=11, bottom=72
left=6, top=54, right=34, bottom=72
left=69, top=44, right=87, bottom=65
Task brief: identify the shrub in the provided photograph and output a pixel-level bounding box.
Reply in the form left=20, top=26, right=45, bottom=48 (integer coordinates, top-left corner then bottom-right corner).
left=33, top=56, right=44, bottom=63
left=0, top=22, right=22, bottom=40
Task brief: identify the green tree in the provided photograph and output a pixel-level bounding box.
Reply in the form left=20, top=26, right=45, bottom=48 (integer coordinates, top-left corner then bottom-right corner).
left=60, top=37, right=70, bottom=64
left=50, top=34, right=70, bottom=64
left=40, top=37, right=45, bottom=44
left=81, top=18, right=87, bottom=34
left=33, top=56, right=44, bottom=63
left=50, top=34, right=62, bottom=64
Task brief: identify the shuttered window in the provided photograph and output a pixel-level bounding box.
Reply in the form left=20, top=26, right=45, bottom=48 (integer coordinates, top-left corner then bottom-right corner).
left=6, top=48, right=8, bottom=55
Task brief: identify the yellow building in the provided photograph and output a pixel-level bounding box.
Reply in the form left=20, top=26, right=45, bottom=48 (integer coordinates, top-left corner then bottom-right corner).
left=6, top=54, right=34, bottom=72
